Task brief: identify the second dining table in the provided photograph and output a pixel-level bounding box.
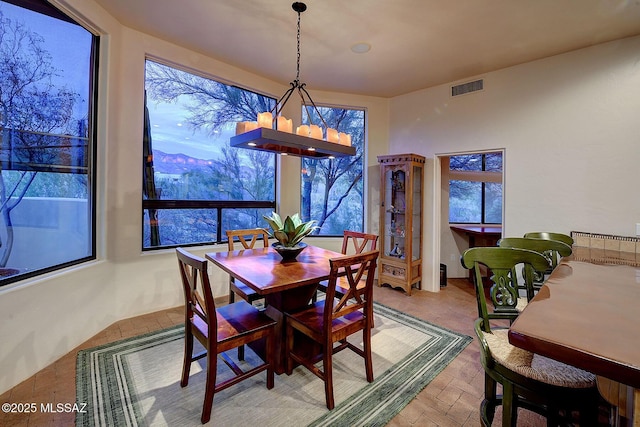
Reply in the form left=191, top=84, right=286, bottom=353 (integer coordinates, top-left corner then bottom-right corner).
left=508, top=249, right=640, bottom=422
left=206, top=244, right=342, bottom=374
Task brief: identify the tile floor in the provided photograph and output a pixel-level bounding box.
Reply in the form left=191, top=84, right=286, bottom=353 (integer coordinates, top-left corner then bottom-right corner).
left=0, top=279, right=609, bottom=426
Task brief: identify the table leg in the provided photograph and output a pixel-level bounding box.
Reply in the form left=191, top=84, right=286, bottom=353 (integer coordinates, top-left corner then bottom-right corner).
left=597, top=376, right=639, bottom=427
left=263, top=284, right=318, bottom=374
left=632, top=388, right=639, bottom=427
left=263, top=305, right=285, bottom=374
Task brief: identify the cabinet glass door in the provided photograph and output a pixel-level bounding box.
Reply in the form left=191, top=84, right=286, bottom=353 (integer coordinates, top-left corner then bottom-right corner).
left=384, top=167, right=407, bottom=259
left=412, top=165, right=422, bottom=260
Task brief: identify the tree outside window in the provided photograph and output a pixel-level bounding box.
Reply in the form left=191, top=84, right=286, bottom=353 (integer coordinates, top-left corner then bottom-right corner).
left=300, top=106, right=365, bottom=235
left=143, top=60, right=276, bottom=249
left=449, top=152, right=502, bottom=224
left=0, top=1, right=96, bottom=286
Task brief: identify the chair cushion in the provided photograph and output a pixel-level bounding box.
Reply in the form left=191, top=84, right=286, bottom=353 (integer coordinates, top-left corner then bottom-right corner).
left=482, top=328, right=595, bottom=389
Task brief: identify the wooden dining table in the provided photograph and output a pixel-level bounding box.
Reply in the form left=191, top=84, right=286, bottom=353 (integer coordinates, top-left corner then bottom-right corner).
left=508, top=252, right=640, bottom=420
left=205, top=244, right=342, bottom=374
left=450, top=225, right=502, bottom=282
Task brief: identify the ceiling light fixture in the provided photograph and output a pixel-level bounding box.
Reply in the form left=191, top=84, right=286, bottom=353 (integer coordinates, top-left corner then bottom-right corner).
left=230, top=2, right=355, bottom=159
left=350, top=42, right=371, bottom=54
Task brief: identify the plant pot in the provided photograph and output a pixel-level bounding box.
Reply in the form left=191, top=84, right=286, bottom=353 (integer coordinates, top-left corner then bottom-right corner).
left=272, top=242, right=307, bottom=261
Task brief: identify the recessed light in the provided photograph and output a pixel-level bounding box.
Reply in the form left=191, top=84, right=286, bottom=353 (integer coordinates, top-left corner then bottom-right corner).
left=350, top=42, right=371, bottom=54
left=248, top=142, right=257, bottom=147
left=308, top=147, right=316, bottom=151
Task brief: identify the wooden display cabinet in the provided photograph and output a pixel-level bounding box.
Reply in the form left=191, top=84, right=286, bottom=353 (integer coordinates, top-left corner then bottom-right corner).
left=377, top=154, right=425, bottom=295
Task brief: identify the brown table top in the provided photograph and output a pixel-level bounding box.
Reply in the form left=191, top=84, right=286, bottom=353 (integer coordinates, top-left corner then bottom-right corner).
left=508, top=258, right=640, bottom=388
left=205, top=245, right=342, bottom=295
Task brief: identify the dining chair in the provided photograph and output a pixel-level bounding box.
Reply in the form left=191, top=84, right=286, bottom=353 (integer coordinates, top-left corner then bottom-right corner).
left=522, top=232, right=574, bottom=291
left=315, top=230, right=378, bottom=299
left=497, top=237, right=572, bottom=300
left=285, top=250, right=379, bottom=410
left=225, top=228, right=269, bottom=305
left=226, top=228, right=270, bottom=361
left=462, top=246, right=598, bottom=427
left=176, top=247, right=276, bottom=424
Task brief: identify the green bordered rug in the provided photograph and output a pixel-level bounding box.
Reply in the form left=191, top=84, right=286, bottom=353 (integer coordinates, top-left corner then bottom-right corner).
left=76, top=302, right=471, bottom=427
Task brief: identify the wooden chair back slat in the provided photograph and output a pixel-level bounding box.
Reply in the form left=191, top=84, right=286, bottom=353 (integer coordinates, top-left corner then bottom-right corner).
left=226, top=228, right=269, bottom=250
left=461, top=246, right=549, bottom=330
left=499, top=237, right=572, bottom=299
left=324, top=250, right=379, bottom=325
left=177, top=247, right=216, bottom=331
left=341, top=230, right=378, bottom=255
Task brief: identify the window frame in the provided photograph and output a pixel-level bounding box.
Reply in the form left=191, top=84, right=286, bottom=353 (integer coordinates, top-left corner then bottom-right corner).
left=448, top=151, right=503, bottom=225
left=0, top=0, right=98, bottom=287
left=141, top=199, right=276, bottom=248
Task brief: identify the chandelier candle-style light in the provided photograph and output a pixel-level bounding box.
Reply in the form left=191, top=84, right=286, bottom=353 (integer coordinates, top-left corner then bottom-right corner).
left=231, top=2, right=356, bottom=159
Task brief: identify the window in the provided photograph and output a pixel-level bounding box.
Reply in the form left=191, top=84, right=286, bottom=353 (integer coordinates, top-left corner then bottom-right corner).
left=0, top=0, right=97, bottom=286
left=143, top=60, right=276, bottom=249
left=300, top=106, right=365, bottom=235
left=449, top=152, right=502, bottom=224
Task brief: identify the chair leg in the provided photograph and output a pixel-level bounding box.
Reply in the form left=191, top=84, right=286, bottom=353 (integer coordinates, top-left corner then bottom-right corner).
left=481, top=373, right=498, bottom=426
left=265, top=330, right=274, bottom=389
left=228, top=278, right=236, bottom=303
left=501, top=381, right=517, bottom=427
left=363, top=328, right=373, bottom=383
left=200, top=348, right=217, bottom=424
left=546, top=404, right=560, bottom=427
left=579, top=390, right=599, bottom=426
left=323, top=344, right=335, bottom=410
left=238, top=345, right=245, bottom=361
left=181, top=329, right=194, bottom=387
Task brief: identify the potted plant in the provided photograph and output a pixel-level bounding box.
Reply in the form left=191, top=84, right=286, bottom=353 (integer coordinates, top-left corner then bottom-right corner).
left=263, top=212, right=318, bottom=260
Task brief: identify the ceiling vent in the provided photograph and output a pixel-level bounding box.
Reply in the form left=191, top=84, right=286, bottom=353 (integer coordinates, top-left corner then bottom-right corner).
left=451, top=79, right=484, bottom=97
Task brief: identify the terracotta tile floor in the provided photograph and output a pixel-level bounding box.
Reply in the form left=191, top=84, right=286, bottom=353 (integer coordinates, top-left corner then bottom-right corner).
left=0, top=279, right=609, bottom=426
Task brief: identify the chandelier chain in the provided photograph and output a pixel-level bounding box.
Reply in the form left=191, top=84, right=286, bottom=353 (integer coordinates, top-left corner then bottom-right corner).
left=272, top=2, right=328, bottom=129
left=296, top=9, right=301, bottom=82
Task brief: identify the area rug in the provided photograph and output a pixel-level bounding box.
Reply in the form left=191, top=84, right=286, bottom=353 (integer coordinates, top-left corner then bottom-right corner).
left=76, top=302, right=471, bottom=427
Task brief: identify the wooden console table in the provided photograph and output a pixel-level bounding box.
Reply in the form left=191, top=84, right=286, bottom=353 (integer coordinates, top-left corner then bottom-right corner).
left=450, top=225, right=502, bottom=281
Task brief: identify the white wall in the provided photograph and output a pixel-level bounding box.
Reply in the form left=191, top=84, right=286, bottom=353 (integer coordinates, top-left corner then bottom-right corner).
left=0, top=0, right=389, bottom=394
left=389, top=35, right=640, bottom=284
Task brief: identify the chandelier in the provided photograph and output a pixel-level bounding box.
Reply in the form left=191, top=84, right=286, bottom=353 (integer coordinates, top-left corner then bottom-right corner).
left=230, top=2, right=355, bottom=159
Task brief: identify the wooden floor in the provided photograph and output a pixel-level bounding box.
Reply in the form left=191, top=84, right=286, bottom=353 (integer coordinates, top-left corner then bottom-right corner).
left=0, top=279, right=608, bottom=426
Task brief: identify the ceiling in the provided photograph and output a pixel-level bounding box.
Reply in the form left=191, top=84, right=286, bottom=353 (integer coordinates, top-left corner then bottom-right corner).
left=93, top=0, right=640, bottom=98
